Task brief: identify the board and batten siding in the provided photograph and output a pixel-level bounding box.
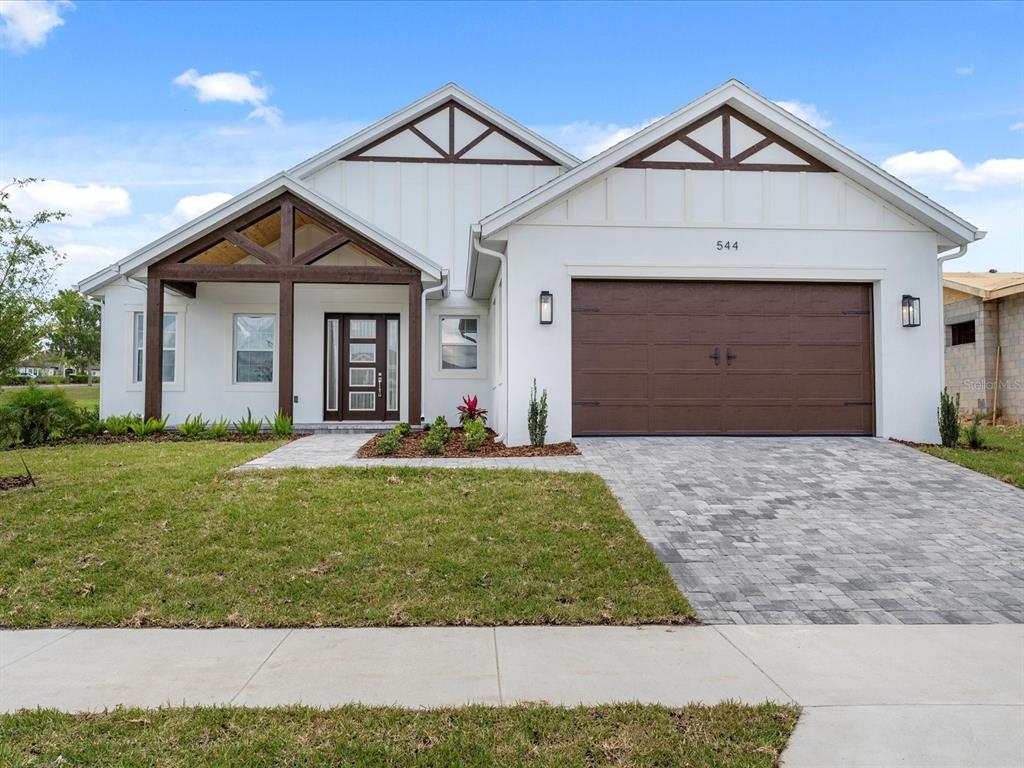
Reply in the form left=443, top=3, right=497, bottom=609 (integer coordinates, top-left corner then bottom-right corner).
left=303, top=162, right=563, bottom=291
left=525, top=168, right=924, bottom=232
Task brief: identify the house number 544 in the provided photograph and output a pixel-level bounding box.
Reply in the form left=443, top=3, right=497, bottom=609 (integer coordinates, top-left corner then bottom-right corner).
left=716, top=240, right=739, bottom=251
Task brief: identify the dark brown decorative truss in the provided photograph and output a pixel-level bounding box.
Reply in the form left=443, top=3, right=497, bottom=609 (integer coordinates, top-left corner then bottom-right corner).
left=620, top=105, right=832, bottom=172
left=343, top=99, right=558, bottom=166
left=144, top=192, right=423, bottom=424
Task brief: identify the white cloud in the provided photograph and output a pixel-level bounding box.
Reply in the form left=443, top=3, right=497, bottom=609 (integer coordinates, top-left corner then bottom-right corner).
left=882, top=150, right=1024, bottom=191
left=774, top=100, right=832, bottom=130
left=1010, top=122, right=1024, bottom=133
left=0, top=0, right=72, bottom=52
left=954, top=64, right=975, bottom=76
left=534, top=117, right=660, bottom=159
left=8, top=179, right=131, bottom=226
left=173, top=68, right=282, bottom=125
left=160, top=191, right=232, bottom=228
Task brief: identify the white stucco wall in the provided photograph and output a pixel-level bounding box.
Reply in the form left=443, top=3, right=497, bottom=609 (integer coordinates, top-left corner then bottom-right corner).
left=496, top=167, right=946, bottom=445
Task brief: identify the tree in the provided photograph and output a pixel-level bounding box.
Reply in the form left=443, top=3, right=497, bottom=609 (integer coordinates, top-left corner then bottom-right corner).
left=0, top=179, right=65, bottom=375
left=49, top=289, right=101, bottom=384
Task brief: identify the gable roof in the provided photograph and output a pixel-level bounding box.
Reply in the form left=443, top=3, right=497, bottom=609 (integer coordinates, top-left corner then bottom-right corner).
left=944, top=272, right=1024, bottom=301
left=289, top=83, right=580, bottom=178
left=77, top=173, right=443, bottom=294
left=478, top=79, right=985, bottom=248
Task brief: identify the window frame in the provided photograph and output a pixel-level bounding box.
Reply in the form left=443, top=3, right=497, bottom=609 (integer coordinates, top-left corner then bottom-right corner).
left=950, top=320, right=976, bottom=347
left=129, top=308, right=183, bottom=389
left=232, top=312, right=277, bottom=386
left=439, top=315, right=480, bottom=372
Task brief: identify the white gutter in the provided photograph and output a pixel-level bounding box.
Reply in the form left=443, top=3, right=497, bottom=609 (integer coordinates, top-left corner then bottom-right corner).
left=472, top=231, right=510, bottom=443
left=420, top=270, right=448, bottom=424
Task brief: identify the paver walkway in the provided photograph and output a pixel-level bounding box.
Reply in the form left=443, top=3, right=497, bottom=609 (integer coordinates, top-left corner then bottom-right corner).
left=2, top=625, right=1022, bottom=767
left=243, top=434, right=1024, bottom=626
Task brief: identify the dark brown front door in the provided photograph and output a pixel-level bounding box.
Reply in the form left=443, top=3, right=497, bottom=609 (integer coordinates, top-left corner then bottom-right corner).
left=571, top=280, right=874, bottom=436
left=324, top=313, right=400, bottom=421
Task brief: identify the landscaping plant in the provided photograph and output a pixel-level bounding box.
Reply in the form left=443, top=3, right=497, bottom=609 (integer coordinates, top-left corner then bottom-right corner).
left=73, top=405, right=105, bottom=437
left=429, top=415, right=451, bottom=443
left=527, top=378, right=548, bottom=447
left=102, top=414, right=133, bottom=436
left=178, top=413, right=208, bottom=439
left=207, top=417, right=231, bottom=439
left=462, top=417, right=486, bottom=451
left=235, top=408, right=263, bottom=439
left=0, top=384, right=81, bottom=445
left=129, top=415, right=168, bottom=437
left=376, top=428, right=402, bottom=455
left=423, top=431, right=445, bottom=454
left=938, top=389, right=960, bottom=448
left=456, top=394, right=488, bottom=425
left=271, top=409, right=293, bottom=438
left=965, top=413, right=985, bottom=449
left=395, top=422, right=412, bottom=437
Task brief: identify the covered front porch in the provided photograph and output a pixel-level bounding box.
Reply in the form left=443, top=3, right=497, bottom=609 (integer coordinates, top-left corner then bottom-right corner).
left=140, top=182, right=442, bottom=426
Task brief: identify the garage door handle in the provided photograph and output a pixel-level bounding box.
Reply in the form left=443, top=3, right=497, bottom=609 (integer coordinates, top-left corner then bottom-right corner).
left=709, top=347, right=720, bottom=366
left=726, top=348, right=736, bottom=366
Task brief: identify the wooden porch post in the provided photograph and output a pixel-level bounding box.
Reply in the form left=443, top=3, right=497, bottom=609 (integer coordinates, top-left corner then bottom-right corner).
left=144, top=275, right=164, bottom=421
left=279, top=279, right=294, bottom=419
left=408, top=276, right=422, bottom=424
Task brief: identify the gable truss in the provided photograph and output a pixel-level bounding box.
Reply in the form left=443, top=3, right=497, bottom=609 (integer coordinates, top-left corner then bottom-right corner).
left=344, top=99, right=558, bottom=166
left=621, top=105, right=832, bottom=173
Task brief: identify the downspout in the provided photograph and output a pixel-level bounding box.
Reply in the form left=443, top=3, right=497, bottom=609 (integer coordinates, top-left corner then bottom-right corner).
left=420, top=270, right=448, bottom=425
left=472, top=232, right=510, bottom=443
left=936, top=243, right=969, bottom=411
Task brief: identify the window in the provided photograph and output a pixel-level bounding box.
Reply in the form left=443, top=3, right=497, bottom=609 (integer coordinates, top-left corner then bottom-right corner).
left=234, top=314, right=275, bottom=383
left=132, top=311, right=177, bottom=383
left=440, top=316, right=478, bottom=370
left=951, top=320, right=975, bottom=346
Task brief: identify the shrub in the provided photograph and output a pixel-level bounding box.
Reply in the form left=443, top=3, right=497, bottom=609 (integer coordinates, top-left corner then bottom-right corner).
left=129, top=415, right=167, bottom=436
left=938, top=389, right=960, bottom=448
left=456, top=395, right=488, bottom=425
left=429, top=415, right=451, bottom=443
left=423, top=431, right=445, bottom=455
left=376, top=429, right=402, bottom=455
left=271, top=409, right=292, bottom=438
left=462, top=417, right=486, bottom=451
left=208, top=417, right=231, bottom=439
left=103, top=414, right=134, bottom=436
left=235, top=408, right=263, bottom=439
left=527, top=378, right=548, bottom=447
left=73, top=406, right=105, bottom=437
left=0, top=375, right=30, bottom=386
left=179, top=413, right=208, bottom=438
left=965, top=413, right=985, bottom=449
left=0, top=384, right=82, bottom=445
left=395, top=422, right=412, bottom=437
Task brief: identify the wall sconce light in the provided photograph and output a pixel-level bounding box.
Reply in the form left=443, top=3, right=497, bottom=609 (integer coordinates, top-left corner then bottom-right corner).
left=539, top=291, right=553, bottom=325
left=901, top=295, right=921, bottom=327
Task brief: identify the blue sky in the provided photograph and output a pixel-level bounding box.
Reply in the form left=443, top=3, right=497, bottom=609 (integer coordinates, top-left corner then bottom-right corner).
left=1, top=0, right=1021, bottom=285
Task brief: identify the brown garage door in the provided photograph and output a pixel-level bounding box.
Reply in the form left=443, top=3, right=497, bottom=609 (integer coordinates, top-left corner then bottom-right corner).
left=571, top=280, right=874, bottom=435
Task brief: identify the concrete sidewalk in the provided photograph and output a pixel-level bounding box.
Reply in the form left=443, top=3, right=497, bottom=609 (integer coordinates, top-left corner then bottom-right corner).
left=2, top=624, right=1022, bottom=767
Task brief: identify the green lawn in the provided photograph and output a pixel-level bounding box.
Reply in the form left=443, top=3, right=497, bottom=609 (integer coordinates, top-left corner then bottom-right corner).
left=917, top=425, right=1024, bottom=489
left=0, top=441, right=692, bottom=628
left=0, top=384, right=99, bottom=411
left=0, top=703, right=798, bottom=768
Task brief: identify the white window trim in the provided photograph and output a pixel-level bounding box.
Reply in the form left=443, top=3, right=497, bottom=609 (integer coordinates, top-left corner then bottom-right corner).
left=438, top=314, right=481, bottom=375
left=125, top=305, right=186, bottom=392
left=226, top=308, right=278, bottom=392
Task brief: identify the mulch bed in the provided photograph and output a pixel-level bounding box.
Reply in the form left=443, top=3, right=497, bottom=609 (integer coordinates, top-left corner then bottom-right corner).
left=0, top=476, right=34, bottom=491
left=891, top=438, right=1005, bottom=452
left=357, top=428, right=580, bottom=459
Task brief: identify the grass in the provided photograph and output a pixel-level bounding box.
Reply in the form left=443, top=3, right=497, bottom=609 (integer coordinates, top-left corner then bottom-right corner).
left=0, top=441, right=692, bottom=627
left=0, top=703, right=799, bottom=768
left=0, top=384, right=99, bottom=411
left=916, top=424, right=1024, bottom=489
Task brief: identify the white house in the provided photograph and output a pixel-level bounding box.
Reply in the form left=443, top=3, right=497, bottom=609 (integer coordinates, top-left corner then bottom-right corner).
left=78, top=80, right=983, bottom=444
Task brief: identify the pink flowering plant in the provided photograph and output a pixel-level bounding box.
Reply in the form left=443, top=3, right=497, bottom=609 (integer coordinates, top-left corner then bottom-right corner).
left=456, top=395, right=488, bottom=425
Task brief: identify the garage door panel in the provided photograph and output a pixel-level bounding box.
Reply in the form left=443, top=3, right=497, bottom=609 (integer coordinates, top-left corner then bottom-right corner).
left=571, top=280, right=874, bottom=436
left=572, top=342, right=648, bottom=370
left=573, top=371, right=648, bottom=400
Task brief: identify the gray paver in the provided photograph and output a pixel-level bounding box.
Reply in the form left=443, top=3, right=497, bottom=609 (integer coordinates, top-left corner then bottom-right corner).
left=241, top=434, right=1024, bottom=625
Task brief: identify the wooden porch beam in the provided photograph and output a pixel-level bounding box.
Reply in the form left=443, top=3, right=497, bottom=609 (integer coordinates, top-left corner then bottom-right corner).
left=164, top=280, right=197, bottom=299
left=280, top=200, right=294, bottom=263
left=150, top=263, right=419, bottom=284
left=278, top=279, right=294, bottom=419
left=293, top=233, right=350, bottom=266
left=143, top=275, right=164, bottom=421
left=408, top=276, right=422, bottom=425
left=224, top=231, right=280, bottom=265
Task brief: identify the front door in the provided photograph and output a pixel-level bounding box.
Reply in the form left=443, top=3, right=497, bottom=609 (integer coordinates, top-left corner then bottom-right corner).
left=324, top=313, right=400, bottom=421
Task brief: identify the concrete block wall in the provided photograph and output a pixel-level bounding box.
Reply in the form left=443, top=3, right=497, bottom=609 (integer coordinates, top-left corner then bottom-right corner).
left=997, top=295, right=1023, bottom=423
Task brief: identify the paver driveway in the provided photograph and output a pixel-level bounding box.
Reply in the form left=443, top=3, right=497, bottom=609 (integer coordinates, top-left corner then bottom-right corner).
left=578, top=437, right=1024, bottom=625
